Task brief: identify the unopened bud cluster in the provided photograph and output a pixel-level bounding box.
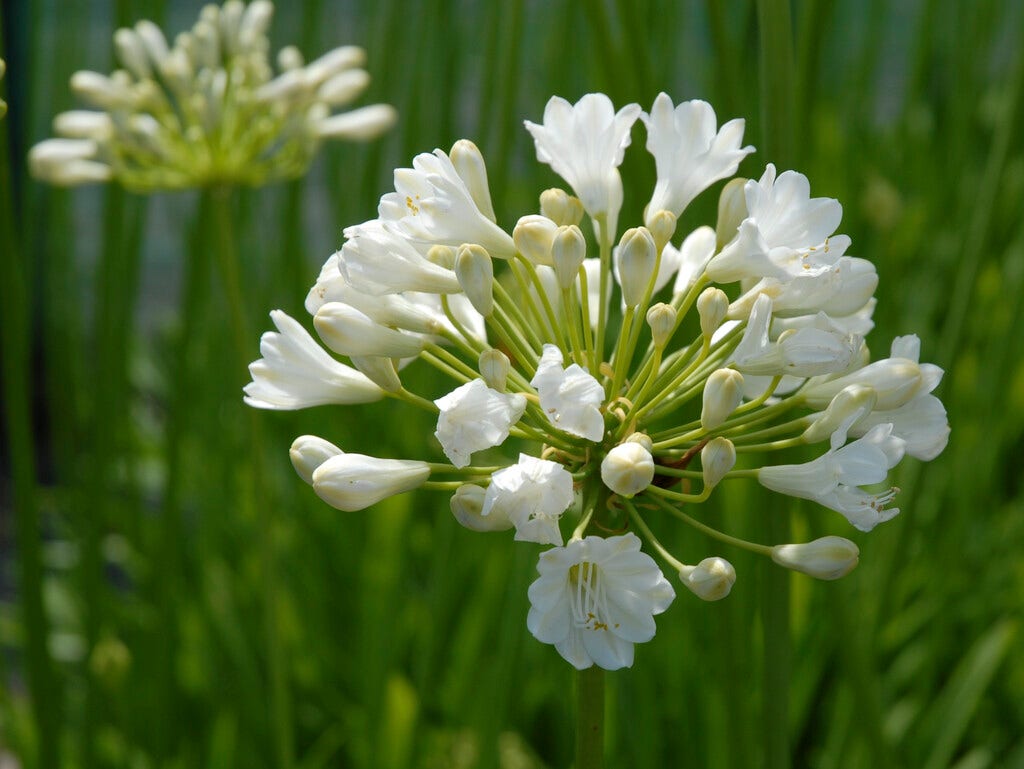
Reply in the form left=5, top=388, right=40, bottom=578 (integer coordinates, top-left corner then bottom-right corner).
left=28, top=1, right=395, bottom=190
left=248, top=92, right=949, bottom=670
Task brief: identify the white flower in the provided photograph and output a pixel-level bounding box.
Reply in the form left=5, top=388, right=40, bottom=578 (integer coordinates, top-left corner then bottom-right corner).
left=337, top=223, right=462, bottom=296
left=482, top=454, right=575, bottom=545
left=600, top=442, right=655, bottom=498
left=527, top=533, right=675, bottom=670
left=378, top=147, right=515, bottom=257
left=525, top=93, right=642, bottom=238
left=434, top=379, right=527, bottom=468
left=244, top=310, right=385, bottom=410
left=707, top=164, right=845, bottom=282
left=758, top=424, right=906, bottom=530
left=643, top=94, right=753, bottom=224
left=530, top=345, right=605, bottom=441
left=731, top=294, right=860, bottom=377
left=312, top=454, right=431, bottom=511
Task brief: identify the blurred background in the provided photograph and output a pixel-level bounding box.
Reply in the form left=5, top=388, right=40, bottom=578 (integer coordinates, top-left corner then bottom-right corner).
left=2, top=0, right=1023, bottom=767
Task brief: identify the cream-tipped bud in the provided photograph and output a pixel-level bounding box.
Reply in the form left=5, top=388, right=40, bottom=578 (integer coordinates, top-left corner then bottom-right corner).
left=113, top=28, right=151, bottom=79
left=450, top=484, right=513, bottom=532
left=277, top=45, right=304, bottom=71
left=539, top=188, right=584, bottom=226
left=680, top=557, right=736, bottom=601
left=646, top=303, right=676, bottom=349
left=451, top=139, right=497, bottom=222
left=426, top=244, right=456, bottom=270
left=697, top=287, right=729, bottom=340
left=312, top=454, right=430, bottom=512
left=701, top=369, right=744, bottom=431
left=551, top=225, right=586, bottom=289
left=618, top=227, right=657, bottom=308
left=600, top=442, right=655, bottom=498
left=716, top=177, right=748, bottom=251
left=771, top=536, right=860, bottom=580
left=318, top=69, right=370, bottom=105
left=289, top=435, right=343, bottom=485
left=802, top=384, right=878, bottom=446
left=479, top=349, right=511, bottom=392
left=624, top=431, right=654, bottom=452
left=701, top=437, right=736, bottom=489
left=513, top=214, right=557, bottom=266
left=350, top=355, right=403, bottom=393
left=647, top=209, right=677, bottom=253
left=455, top=244, right=494, bottom=316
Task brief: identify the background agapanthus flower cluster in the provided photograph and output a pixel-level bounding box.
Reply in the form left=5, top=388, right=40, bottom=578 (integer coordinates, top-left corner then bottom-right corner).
left=28, top=0, right=395, bottom=190
left=247, top=91, right=949, bottom=670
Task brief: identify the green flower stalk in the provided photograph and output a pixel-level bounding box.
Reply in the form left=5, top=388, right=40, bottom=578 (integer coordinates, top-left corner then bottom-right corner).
left=28, top=0, right=395, bottom=190
left=248, top=91, right=951, bottom=672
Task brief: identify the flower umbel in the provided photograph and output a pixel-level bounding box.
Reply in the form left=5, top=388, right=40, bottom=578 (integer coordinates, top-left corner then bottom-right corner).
left=248, top=91, right=949, bottom=669
left=28, top=0, right=395, bottom=190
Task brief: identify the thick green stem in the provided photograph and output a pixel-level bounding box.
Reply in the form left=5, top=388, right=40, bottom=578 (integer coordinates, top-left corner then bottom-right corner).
left=210, top=187, right=294, bottom=769
left=576, top=666, right=605, bottom=769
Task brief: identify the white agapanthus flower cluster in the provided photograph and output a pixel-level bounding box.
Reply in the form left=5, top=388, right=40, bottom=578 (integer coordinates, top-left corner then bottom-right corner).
left=28, top=0, right=395, bottom=190
left=247, top=92, right=949, bottom=670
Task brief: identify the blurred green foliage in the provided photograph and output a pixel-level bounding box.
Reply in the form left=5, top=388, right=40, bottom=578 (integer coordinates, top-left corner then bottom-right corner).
left=2, top=1, right=1023, bottom=768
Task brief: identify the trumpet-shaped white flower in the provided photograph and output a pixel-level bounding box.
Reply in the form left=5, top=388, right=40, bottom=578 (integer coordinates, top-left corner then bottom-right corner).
left=244, top=310, right=384, bottom=409
left=758, top=424, right=906, bottom=530
left=527, top=533, right=675, bottom=670
left=337, top=224, right=462, bottom=296
left=378, top=147, right=515, bottom=257
left=731, top=294, right=860, bottom=377
left=531, top=345, right=605, bottom=441
left=525, top=93, right=642, bottom=238
left=482, top=454, right=575, bottom=545
left=29, top=1, right=394, bottom=190
left=643, top=94, right=753, bottom=224
left=434, top=379, right=527, bottom=468
left=312, top=453, right=430, bottom=511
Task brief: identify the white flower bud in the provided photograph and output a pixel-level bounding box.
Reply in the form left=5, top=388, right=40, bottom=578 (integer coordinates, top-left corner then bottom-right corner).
left=618, top=227, right=657, bottom=308
left=802, top=359, right=923, bottom=410
left=277, top=45, right=304, bottom=70
left=680, top=557, right=736, bottom=601
left=551, top=225, right=586, bottom=289
left=450, top=484, right=513, bottom=532
left=312, top=454, right=430, bottom=512
left=53, top=111, right=114, bottom=140
left=701, top=437, right=736, bottom=489
left=71, top=69, right=137, bottom=109
left=771, top=536, right=859, bottom=580
left=304, top=45, right=365, bottom=85
left=349, top=355, right=403, bottom=393
left=455, top=244, right=494, bottom=316
left=479, top=349, right=511, bottom=392
left=313, top=104, right=397, bottom=140
left=317, top=69, right=370, bottom=105
left=314, top=302, right=425, bottom=358
left=802, top=384, right=878, bottom=447
left=450, top=139, right=497, bottom=222
left=624, top=432, right=654, bottom=452
left=426, top=244, right=456, bottom=270
left=716, top=177, right=748, bottom=251
left=697, top=287, right=729, bottom=340
left=601, top=442, right=655, bottom=498
left=289, top=435, right=342, bottom=485
left=113, top=28, right=151, bottom=79
left=646, top=209, right=677, bottom=253
left=646, top=303, right=676, bottom=349
left=539, top=187, right=584, bottom=226
left=513, top=214, right=557, bottom=266
left=701, top=369, right=744, bottom=430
